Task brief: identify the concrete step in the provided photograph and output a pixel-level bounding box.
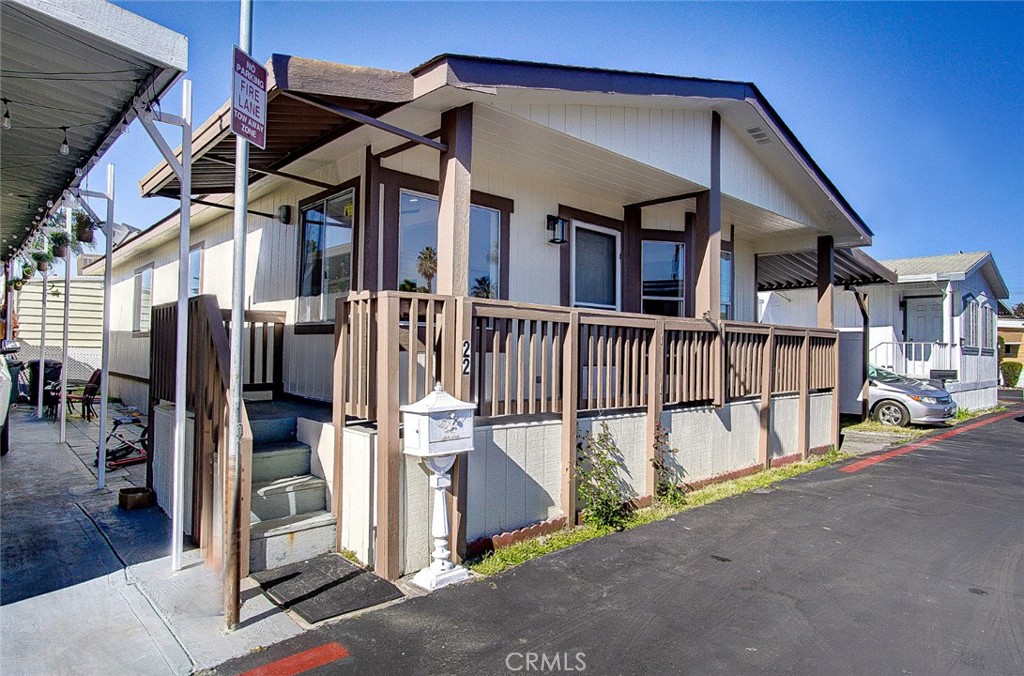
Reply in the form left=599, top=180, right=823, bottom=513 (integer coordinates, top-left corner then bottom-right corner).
left=250, top=474, right=327, bottom=524
left=251, top=441, right=311, bottom=483
left=248, top=510, right=336, bottom=573
left=250, top=416, right=297, bottom=446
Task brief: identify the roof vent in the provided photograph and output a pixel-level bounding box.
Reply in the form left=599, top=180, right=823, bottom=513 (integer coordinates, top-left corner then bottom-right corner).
left=746, top=126, right=772, bottom=145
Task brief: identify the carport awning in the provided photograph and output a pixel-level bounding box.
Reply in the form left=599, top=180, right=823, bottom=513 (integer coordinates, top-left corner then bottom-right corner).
left=757, top=247, right=895, bottom=291
left=139, top=55, right=414, bottom=198
left=0, top=0, right=187, bottom=262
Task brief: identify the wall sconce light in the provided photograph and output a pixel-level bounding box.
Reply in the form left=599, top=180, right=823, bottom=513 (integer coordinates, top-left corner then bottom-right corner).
left=277, top=205, right=292, bottom=225
left=546, top=214, right=568, bottom=244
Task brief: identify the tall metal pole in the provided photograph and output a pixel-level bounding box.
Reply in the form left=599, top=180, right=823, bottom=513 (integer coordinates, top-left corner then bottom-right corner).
left=97, top=164, right=114, bottom=489
left=4, top=261, right=12, bottom=342
left=59, top=206, right=72, bottom=443
left=226, top=0, right=253, bottom=630
left=36, top=265, right=47, bottom=419
left=171, top=80, right=193, bottom=572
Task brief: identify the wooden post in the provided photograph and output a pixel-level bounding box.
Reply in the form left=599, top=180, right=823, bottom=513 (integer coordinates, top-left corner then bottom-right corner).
left=798, top=330, right=810, bottom=459
left=645, top=318, right=665, bottom=497
left=374, top=292, right=402, bottom=580
left=693, top=112, right=722, bottom=319
left=817, top=235, right=835, bottom=329
left=758, top=327, right=775, bottom=468
left=854, top=290, right=871, bottom=422
left=362, top=149, right=381, bottom=291
left=332, top=297, right=348, bottom=552
left=561, top=311, right=580, bottom=523
left=448, top=296, right=472, bottom=562
left=436, top=104, right=473, bottom=296
left=713, top=322, right=727, bottom=408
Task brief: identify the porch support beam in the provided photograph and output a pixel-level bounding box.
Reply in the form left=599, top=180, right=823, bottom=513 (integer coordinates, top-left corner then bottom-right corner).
left=624, top=190, right=704, bottom=211
left=817, top=235, right=835, bottom=329
left=200, top=155, right=335, bottom=191
left=362, top=149, right=381, bottom=291
left=374, top=293, right=402, bottom=580
left=190, top=198, right=275, bottom=220
left=644, top=318, right=665, bottom=496
left=623, top=205, right=642, bottom=313
left=758, top=327, right=775, bottom=468
left=853, top=289, right=871, bottom=422
left=798, top=329, right=810, bottom=459
left=281, top=90, right=448, bottom=153
left=436, top=104, right=473, bottom=297
left=561, top=311, right=580, bottom=523
left=693, top=112, right=722, bottom=319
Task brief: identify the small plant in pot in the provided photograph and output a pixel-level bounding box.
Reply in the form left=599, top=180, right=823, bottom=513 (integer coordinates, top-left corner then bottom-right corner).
left=31, top=250, right=54, bottom=273
left=74, top=210, right=95, bottom=244
left=7, top=279, right=24, bottom=292
left=21, top=263, right=36, bottom=280
left=50, top=230, right=71, bottom=258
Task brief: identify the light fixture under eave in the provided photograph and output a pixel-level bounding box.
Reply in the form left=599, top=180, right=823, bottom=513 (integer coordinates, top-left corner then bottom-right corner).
left=546, top=214, right=569, bottom=244
left=59, top=127, right=70, bottom=156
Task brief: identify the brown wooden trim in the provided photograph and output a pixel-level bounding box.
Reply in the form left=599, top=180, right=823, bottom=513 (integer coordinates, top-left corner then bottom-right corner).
left=363, top=149, right=381, bottom=291
left=640, top=228, right=687, bottom=243
left=437, top=104, right=474, bottom=296
left=374, top=293, right=402, bottom=580
left=623, top=206, right=642, bottom=314
left=297, top=176, right=361, bottom=211
left=379, top=167, right=514, bottom=297
left=109, top=370, right=149, bottom=384
left=557, top=204, right=625, bottom=308
left=377, top=129, right=441, bottom=160
left=624, top=191, right=704, bottom=210
left=560, top=311, right=580, bottom=521
left=757, top=327, right=775, bottom=468
left=296, top=176, right=361, bottom=307
left=817, top=234, right=835, bottom=329
left=645, top=317, right=665, bottom=496
left=294, top=322, right=335, bottom=335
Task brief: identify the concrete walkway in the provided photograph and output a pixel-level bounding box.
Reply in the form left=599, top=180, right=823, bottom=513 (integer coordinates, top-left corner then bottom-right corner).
left=0, top=406, right=302, bottom=675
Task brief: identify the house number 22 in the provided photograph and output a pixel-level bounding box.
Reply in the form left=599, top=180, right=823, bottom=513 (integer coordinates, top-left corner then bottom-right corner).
left=461, top=340, right=471, bottom=376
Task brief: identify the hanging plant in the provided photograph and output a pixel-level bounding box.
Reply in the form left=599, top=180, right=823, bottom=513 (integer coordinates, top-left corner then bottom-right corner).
left=21, top=263, right=36, bottom=280
left=50, top=230, right=71, bottom=258
left=31, top=250, right=54, bottom=272
left=74, top=210, right=95, bottom=244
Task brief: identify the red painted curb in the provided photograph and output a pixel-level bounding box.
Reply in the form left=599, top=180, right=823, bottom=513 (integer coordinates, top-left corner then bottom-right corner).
left=840, top=409, right=1020, bottom=474
left=240, top=642, right=350, bottom=676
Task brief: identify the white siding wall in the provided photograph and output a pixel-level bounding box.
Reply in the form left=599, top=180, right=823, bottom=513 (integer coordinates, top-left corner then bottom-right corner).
left=808, top=392, right=833, bottom=450
left=720, top=122, right=817, bottom=227
left=578, top=412, right=647, bottom=499
left=492, top=102, right=712, bottom=188
left=660, top=400, right=762, bottom=480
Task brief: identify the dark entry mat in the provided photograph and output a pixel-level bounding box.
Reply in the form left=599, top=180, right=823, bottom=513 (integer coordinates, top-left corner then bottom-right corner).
left=251, top=553, right=403, bottom=624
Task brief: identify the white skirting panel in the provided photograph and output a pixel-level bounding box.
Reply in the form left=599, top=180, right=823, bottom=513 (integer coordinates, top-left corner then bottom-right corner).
left=948, top=385, right=998, bottom=411
left=769, top=395, right=800, bottom=459
left=151, top=404, right=194, bottom=535
left=578, top=411, right=647, bottom=498
left=660, top=400, right=761, bottom=482
left=808, top=392, right=833, bottom=450
left=339, top=425, right=375, bottom=567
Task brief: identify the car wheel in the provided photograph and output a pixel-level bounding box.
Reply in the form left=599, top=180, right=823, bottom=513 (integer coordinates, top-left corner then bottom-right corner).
left=874, top=400, right=910, bottom=427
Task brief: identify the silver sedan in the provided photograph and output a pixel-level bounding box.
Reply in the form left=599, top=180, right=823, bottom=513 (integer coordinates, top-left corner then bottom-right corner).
left=868, top=364, right=957, bottom=427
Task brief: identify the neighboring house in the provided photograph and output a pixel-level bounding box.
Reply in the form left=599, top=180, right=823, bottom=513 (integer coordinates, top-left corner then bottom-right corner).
left=998, top=317, right=1023, bottom=387
left=87, top=54, right=878, bottom=582
left=760, top=251, right=1009, bottom=411
left=13, top=276, right=104, bottom=381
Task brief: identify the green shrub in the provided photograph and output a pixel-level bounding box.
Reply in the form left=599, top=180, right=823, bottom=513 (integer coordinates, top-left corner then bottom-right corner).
left=575, top=423, right=627, bottom=530
left=651, top=422, right=687, bottom=507
left=1001, top=361, right=1022, bottom=388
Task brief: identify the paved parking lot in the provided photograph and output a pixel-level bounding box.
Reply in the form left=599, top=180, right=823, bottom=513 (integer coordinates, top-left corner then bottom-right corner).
left=218, top=408, right=1024, bottom=675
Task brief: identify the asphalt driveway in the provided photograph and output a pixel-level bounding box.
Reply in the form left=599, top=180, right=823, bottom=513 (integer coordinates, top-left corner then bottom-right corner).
left=218, top=408, right=1024, bottom=675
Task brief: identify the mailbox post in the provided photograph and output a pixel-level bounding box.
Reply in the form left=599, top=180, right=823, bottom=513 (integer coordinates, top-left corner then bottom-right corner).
left=401, top=383, right=476, bottom=591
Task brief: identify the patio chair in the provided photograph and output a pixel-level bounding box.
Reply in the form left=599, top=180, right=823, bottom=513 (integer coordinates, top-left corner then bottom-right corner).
left=64, top=369, right=102, bottom=422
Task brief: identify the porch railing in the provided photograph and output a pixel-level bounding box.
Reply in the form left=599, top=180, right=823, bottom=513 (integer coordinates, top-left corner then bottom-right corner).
left=149, top=295, right=258, bottom=582
left=868, top=341, right=954, bottom=380
left=333, top=291, right=838, bottom=580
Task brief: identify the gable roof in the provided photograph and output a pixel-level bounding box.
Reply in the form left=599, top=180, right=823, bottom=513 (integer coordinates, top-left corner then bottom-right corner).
left=880, top=251, right=1010, bottom=299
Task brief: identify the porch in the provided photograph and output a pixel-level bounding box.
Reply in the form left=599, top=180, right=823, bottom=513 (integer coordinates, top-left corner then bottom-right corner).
left=333, top=291, right=839, bottom=580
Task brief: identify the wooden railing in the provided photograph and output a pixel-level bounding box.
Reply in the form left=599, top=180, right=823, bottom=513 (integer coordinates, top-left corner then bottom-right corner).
left=333, top=291, right=839, bottom=580
left=149, top=295, right=255, bottom=582
left=334, top=292, right=838, bottom=419
left=220, top=308, right=285, bottom=395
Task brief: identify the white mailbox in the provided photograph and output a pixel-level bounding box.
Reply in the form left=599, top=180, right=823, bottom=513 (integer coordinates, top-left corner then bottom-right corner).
left=401, top=383, right=475, bottom=457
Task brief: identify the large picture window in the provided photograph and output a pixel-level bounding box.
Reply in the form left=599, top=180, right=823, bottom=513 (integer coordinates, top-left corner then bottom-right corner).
left=133, top=265, right=153, bottom=333
left=397, top=189, right=500, bottom=298
left=298, top=188, right=354, bottom=323
left=642, top=240, right=685, bottom=317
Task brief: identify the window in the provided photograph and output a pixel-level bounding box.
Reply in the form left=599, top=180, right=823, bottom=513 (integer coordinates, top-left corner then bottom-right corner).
left=980, top=304, right=994, bottom=351
left=133, top=266, right=153, bottom=333
left=571, top=222, right=620, bottom=310
left=642, top=240, right=685, bottom=317
left=720, top=251, right=733, bottom=320
left=962, top=297, right=979, bottom=349
left=188, top=245, right=202, bottom=297
left=298, top=188, right=354, bottom=322
left=397, top=189, right=501, bottom=298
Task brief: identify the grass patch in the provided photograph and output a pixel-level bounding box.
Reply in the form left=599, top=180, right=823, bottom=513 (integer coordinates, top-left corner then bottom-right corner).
left=952, top=405, right=1006, bottom=423
left=841, top=419, right=932, bottom=439
left=467, top=449, right=848, bottom=577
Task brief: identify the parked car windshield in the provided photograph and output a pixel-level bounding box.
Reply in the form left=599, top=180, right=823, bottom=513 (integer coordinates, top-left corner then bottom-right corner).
left=868, top=364, right=909, bottom=385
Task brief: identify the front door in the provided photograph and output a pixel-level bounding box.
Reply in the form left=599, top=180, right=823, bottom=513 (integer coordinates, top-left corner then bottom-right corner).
left=906, top=297, right=943, bottom=342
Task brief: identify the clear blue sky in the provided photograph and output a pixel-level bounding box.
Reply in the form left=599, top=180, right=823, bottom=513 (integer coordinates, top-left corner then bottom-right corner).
left=105, top=1, right=1023, bottom=305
